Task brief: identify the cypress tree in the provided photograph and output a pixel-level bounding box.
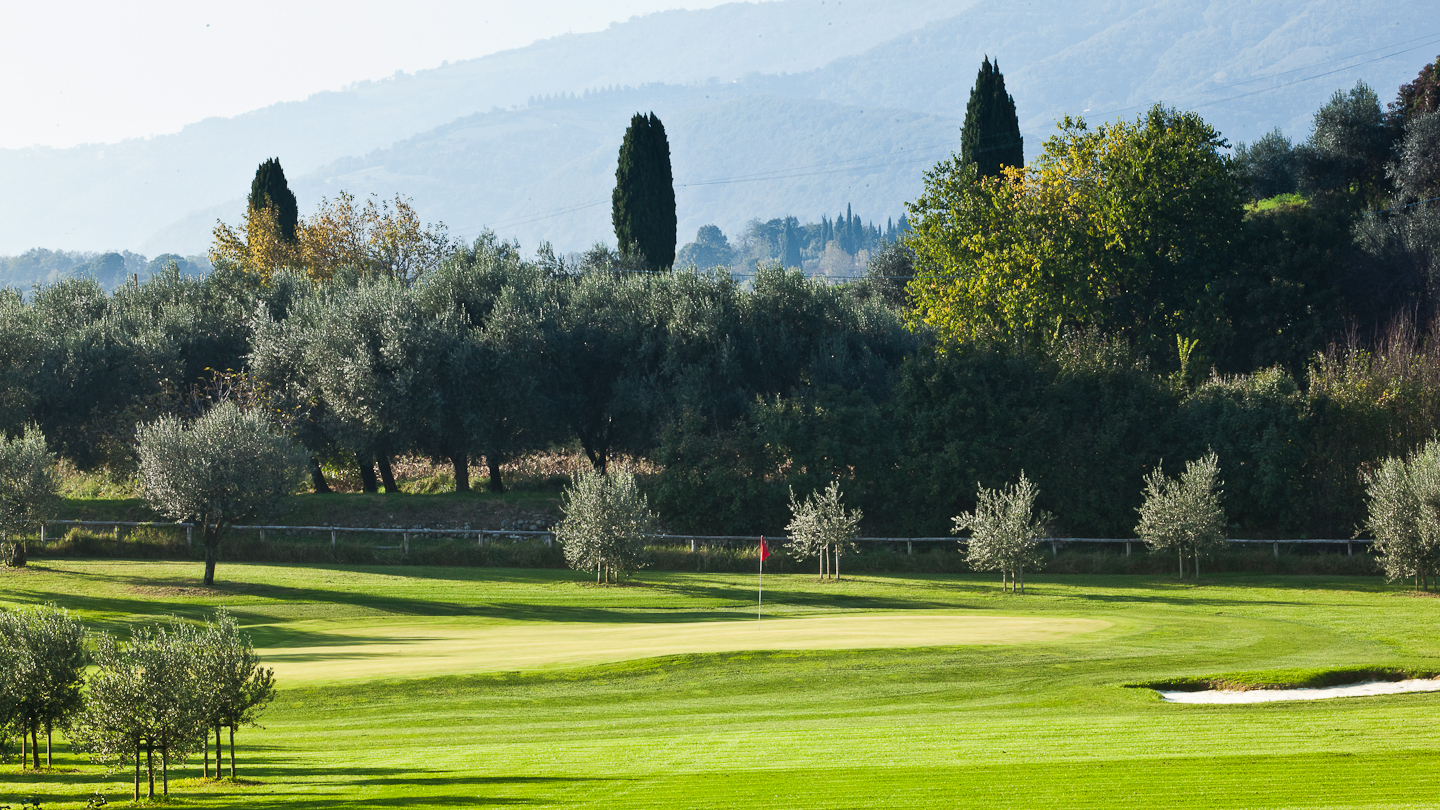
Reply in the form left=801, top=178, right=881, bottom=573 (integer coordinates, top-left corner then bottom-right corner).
left=612, top=112, right=677, bottom=269
left=781, top=217, right=802, bottom=269
left=960, top=57, right=1024, bottom=178
left=248, top=158, right=299, bottom=243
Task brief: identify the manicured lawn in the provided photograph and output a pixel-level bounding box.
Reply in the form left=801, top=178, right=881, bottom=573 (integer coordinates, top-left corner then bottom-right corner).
left=2, top=561, right=1438, bottom=808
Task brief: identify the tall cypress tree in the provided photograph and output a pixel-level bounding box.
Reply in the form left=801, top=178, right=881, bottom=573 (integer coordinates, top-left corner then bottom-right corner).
left=960, top=57, right=1024, bottom=178
left=781, top=217, right=802, bottom=269
left=612, top=112, right=677, bottom=269
left=248, top=158, right=299, bottom=243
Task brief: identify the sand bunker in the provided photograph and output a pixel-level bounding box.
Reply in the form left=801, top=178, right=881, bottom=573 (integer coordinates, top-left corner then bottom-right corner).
left=1160, top=679, right=1440, bottom=704
left=260, top=613, right=1110, bottom=684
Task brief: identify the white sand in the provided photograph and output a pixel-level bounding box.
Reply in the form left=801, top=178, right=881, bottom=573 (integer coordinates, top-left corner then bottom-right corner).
left=1160, top=678, right=1440, bottom=704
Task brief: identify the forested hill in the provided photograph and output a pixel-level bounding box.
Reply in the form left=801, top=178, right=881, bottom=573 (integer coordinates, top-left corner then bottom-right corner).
left=0, top=0, right=1428, bottom=259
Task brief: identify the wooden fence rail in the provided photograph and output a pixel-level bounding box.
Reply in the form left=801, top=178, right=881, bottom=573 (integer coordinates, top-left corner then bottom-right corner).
left=38, top=520, right=1371, bottom=559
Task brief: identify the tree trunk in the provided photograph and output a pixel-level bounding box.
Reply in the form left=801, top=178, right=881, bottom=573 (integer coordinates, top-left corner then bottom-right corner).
left=20, top=721, right=26, bottom=768
left=134, top=743, right=141, bottom=801
left=229, top=725, right=236, bottom=779
left=1195, top=553, right=1201, bottom=581
left=204, top=534, right=219, bottom=586
left=31, top=726, right=39, bottom=768
left=1179, top=548, right=1185, bottom=579
left=46, top=722, right=51, bottom=767
left=452, top=452, right=470, bottom=493
left=835, top=549, right=840, bottom=581
left=163, top=748, right=169, bottom=796
left=10, top=538, right=24, bottom=567
left=147, top=745, right=155, bottom=799
left=487, top=455, right=506, bottom=493
left=217, top=724, right=223, bottom=779
left=204, top=729, right=210, bottom=778
left=377, top=455, right=399, bottom=493
left=358, top=456, right=380, bottom=493
left=309, top=457, right=332, bottom=494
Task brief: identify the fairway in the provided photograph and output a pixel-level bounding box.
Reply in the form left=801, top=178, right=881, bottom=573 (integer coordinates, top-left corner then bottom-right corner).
left=4, top=560, right=1440, bottom=809
left=260, top=613, right=1113, bottom=683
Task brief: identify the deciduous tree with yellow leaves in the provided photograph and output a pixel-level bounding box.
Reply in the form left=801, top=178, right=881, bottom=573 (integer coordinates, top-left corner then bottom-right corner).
left=905, top=104, right=1244, bottom=366
left=211, top=169, right=452, bottom=286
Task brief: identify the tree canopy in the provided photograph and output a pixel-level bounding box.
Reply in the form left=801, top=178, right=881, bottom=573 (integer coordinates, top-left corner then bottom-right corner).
left=248, top=158, right=299, bottom=244
left=612, top=112, right=677, bottom=269
left=959, top=56, right=1023, bottom=178
left=907, top=104, right=1244, bottom=365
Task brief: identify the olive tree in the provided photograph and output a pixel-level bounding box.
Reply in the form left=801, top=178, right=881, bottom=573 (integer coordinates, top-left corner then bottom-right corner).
left=0, top=426, right=60, bottom=568
left=953, top=471, right=1051, bottom=593
left=136, top=401, right=307, bottom=586
left=556, top=468, right=657, bottom=584
left=1136, top=451, right=1226, bottom=580
left=785, top=479, right=862, bottom=580
left=0, top=605, right=86, bottom=768
left=196, top=610, right=275, bottom=779
left=72, top=623, right=210, bottom=801
left=1363, top=439, right=1440, bottom=591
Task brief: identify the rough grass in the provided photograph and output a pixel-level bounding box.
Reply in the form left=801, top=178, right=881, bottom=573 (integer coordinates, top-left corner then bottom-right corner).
left=3, top=563, right=1440, bottom=808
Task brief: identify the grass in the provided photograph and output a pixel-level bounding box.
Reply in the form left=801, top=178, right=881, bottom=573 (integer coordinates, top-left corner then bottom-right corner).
left=3, top=561, right=1440, bottom=808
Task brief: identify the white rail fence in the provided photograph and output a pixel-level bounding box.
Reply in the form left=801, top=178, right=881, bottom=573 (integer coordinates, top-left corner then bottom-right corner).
left=38, top=520, right=1370, bottom=559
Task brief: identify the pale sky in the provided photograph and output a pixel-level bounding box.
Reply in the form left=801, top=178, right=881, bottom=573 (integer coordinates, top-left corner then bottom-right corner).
left=0, top=0, right=740, bottom=150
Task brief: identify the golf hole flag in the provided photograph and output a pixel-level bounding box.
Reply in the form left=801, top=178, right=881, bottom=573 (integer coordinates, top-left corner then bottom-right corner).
left=758, top=536, right=769, bottom=621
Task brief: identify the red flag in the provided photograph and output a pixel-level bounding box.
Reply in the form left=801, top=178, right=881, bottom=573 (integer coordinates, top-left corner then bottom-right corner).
left=760, top=536, right=771, bottom=561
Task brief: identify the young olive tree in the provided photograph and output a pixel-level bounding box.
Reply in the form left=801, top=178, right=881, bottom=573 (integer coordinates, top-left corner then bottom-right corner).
left=953, top=471, right=1051, bottom=593
left=73, top=623, right=210, bottom=801
left=136, top=401, right=307, bottom=586
left=1135, top=451, right=1226, bottom=580
left=0, top=605, right=87, bottom=768
left=0, top=426, right=60, bottom=568
left=785, top=479, right=862, bottom=580
left=1363, top=439, right=1440, bottom=591
left=556, top=468, right=658, bottom=584
left=0, top=636, right=26, bottom=764
left=196, top=610, right=275, bottom=779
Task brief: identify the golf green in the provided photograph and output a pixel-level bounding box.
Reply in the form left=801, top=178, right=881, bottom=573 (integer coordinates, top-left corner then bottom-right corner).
left=260, top=614, right=1114, bottom=683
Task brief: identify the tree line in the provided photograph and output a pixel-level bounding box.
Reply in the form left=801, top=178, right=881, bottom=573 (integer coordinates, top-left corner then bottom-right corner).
left=2, top=58, right=1440, bottom=568
left=0, top=606, right=274, bottom=802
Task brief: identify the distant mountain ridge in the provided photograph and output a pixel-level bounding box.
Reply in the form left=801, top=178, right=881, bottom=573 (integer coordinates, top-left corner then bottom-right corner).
left=0, top=0, right=1430, bottom=261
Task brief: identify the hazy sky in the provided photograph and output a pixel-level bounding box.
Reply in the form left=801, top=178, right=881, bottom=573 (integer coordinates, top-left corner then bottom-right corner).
left=0, top=0, right=740, bottom=150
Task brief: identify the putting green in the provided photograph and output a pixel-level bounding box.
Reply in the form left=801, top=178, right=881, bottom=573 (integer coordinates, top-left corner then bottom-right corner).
left=259, top=613, right=1111, bottom=684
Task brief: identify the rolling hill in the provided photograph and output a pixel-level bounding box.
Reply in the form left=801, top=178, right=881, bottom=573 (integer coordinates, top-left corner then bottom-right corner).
left=0, top=0, right=1431, bottom=267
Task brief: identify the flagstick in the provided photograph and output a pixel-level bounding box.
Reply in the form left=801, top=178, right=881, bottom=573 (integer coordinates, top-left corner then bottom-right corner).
left=758, top=551, right=763, bottom=622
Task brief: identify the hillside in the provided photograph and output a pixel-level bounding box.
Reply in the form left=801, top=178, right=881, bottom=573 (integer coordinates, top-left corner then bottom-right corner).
left=0, top=0, right=1430, bottom=261
left=0, top=0, right=958, bottom=255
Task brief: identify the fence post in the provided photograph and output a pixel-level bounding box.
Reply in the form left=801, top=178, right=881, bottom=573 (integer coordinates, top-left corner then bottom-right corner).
left=1125, top=541, right=1131, bottom=557
left=690, top=538, right=696, bottom=552
left=331, top=530, right=337, bottom=550
left=1273, top=541, right=1280, bottom=559
left=39, top=523, right=45, bottom=547
left=1051, top=540, right=1058, bottom=557
left=259, top=528, right=265, bottom=545
left=403, top=532, right=410, bottom=556
left=186, top=525, right=193, bottom=551
left=1347, top=541, right=1353, bottom=557
left=907, top=540, right=913, bottom=555
left=545, top=532, right=553, bottom=548
left=478, top=531, right=484, bottom=547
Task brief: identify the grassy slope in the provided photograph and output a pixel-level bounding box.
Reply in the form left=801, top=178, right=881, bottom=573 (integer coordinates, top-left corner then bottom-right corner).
left=3, top=562, right=1439, bottom=808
